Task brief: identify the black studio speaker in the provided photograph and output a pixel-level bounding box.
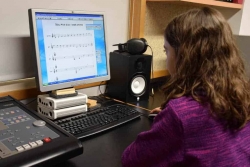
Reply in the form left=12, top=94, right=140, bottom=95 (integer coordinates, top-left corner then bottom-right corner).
left=106, top=51, right=152, bottom=102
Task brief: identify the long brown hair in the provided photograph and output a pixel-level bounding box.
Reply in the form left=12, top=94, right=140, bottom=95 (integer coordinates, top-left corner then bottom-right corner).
left=161, top=7, right=250, bottom=129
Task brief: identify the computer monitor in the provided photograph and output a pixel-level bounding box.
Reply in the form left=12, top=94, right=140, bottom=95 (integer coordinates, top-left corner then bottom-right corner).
left=28, top=9, right=110, bottom=92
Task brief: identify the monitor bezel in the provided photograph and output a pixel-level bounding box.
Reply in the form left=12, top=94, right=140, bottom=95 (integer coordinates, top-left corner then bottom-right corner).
left=29, top=8, right=110, bottom=92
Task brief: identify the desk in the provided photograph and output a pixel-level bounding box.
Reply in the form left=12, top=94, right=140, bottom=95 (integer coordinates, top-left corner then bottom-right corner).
left=27, top=87, right=164, bottom=167
left=60, top=115, right=152, bottom=167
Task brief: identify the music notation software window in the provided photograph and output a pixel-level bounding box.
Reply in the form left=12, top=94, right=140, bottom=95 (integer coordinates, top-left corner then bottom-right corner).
left=35, top=13, right=108, bottom=86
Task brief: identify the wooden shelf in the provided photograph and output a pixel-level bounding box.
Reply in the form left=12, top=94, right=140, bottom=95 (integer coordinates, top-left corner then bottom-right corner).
left=146, top=0, right=242, bottom=9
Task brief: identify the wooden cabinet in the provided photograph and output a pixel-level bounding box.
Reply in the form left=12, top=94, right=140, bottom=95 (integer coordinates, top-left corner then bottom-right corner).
left=129, top=0, right=243, bottom=78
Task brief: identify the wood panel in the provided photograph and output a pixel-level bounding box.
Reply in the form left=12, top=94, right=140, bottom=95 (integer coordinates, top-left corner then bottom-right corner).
left=0, top=82, right=106, bottom=100
left=129, top=0, right=147, bottom=38
left=146, top=0, right=242, bottom=9
left=152, top=70, right=169, bottom=78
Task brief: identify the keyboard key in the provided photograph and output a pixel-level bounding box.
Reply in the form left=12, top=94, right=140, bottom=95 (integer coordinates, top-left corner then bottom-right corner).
left=16, top=146, right=24, bottom=152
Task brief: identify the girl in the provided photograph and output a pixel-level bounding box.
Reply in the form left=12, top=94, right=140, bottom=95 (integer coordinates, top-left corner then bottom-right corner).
left=122, top=7, right=250, bottom=167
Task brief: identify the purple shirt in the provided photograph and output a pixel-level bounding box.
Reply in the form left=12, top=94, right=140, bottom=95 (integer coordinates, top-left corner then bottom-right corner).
left=122, top=96, right=250, bottom=167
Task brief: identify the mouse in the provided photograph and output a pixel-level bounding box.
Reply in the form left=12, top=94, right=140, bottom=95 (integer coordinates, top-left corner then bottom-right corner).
left=148, top=113, right=158, bottom=120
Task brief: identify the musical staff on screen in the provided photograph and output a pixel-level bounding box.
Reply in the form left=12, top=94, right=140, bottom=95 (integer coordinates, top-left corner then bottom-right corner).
left=48, top=42, right=93, bottom=49
left=50, top=65, right=95, bottom=74
left=49, top=53, right=95, bottom=61
left=46, top=33, right=92, bottom=38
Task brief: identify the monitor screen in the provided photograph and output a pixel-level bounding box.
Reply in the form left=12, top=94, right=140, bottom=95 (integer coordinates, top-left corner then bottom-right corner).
left=28, top=9, right=110, bottom=92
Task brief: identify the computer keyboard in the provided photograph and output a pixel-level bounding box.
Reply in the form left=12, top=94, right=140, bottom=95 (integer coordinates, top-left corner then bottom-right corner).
left=54, top=104, right=141, bottom=139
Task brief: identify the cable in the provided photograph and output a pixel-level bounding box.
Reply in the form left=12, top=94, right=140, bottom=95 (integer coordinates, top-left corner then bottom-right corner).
left=148, top=45, right=154, bottom=96
left=98, top=81, right=105, bottom=95
left=24, top=98, right=37, bottom=105
left=148, top=45, right=154, bottom=80
left=88, top=81, right=113, bottom=104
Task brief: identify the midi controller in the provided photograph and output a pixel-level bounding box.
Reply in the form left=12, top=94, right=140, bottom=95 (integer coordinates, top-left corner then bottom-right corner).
left=0, top=96, right=83, bottom=167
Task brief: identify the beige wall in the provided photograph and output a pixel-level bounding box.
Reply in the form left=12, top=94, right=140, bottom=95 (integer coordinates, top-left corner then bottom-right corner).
left=144, top=3, right=198, bottom=71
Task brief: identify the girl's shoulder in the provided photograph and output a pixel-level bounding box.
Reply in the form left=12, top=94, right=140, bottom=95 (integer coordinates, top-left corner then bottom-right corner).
left=162, top=96, right=211, bottom=124
left=167, top=96, right=205, bottom=111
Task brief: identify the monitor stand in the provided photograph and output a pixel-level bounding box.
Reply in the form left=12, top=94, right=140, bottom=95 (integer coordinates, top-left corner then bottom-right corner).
left=49, top=87, right=78, bottom=99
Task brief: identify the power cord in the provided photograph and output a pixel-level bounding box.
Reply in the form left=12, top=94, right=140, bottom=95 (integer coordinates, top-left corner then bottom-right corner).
left=148, top=45, right=154, bottom=96
left=88, top=81, right=114, bottom=105
left=98, top=81, right=105, bottom=96
left=23, top=98, right=37, bottom=105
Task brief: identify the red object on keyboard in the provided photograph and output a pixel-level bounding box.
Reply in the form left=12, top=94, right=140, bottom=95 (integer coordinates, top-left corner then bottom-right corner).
left=233, top=0, right=243, bottom=4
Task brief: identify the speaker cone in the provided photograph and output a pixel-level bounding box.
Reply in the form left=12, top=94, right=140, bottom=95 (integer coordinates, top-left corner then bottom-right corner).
left=130, top=75, right=146, bottom=96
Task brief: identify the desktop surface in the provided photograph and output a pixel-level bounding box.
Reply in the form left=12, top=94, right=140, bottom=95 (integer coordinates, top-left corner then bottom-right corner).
left=25, top=98, right=154, bottom=167
left=23, top=86, right=164, bottom=166
left=65, top=115, right=151, bottom=167
left=34, top=103, right=152, bottom=167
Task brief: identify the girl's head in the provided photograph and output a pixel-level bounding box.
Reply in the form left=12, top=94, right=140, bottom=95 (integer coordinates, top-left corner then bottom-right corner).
left=162, top=7, right=250, bottom=129
left=164, top=7, right=237, bottom=76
